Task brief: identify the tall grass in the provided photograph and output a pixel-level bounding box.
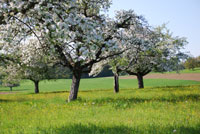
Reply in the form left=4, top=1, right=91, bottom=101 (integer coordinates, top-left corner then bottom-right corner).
left=0, top=85, right=200, bottom=134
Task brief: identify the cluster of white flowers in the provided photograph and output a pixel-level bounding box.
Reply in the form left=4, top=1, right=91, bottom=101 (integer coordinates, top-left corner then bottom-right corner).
left=0, top=0, right=127, bottom=74
left=1, top=1, right=186, bottom=70
left=89, top=59, right=108, bottom=76
left=0, top=0, right=188, bottom=100
left=90, top=12, right=187, bottom=76
left=19, top=38, right=45, bottom=66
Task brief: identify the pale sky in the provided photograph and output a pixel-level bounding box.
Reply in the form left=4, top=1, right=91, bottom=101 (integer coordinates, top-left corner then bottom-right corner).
left=108, top=0, right=200, bottom=57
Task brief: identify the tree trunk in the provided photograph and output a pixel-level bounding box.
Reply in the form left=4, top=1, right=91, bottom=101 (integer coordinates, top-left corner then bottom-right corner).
left=137, top=74, right=144, bottom=89
left=68, top=72, right=81, bottom=102
left=114, top=73, right=119, bottom=93
left=34, top=81, right=39, bottom=94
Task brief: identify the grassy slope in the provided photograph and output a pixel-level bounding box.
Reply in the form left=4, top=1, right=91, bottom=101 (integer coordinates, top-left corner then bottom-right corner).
left=0, top=78, right=200, bottom=93
left=0, top=85, right=200, bottom=134
left=153, top=68, right=200, bottom=74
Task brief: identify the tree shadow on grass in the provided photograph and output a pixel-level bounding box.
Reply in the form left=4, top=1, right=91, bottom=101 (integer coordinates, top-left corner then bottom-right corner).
left=0, top=99, right=12, bottom=102
left=102, top=94, right=199, bottom=103
left=145, top=85, right=200, bottom=91
left=77, top=93, right=200, bottom=109
left=37, top=89, right=112, bottom=95
left=37, top=91, right=68, bottom=94
left=39, top=124, right=133, bottom=134
left=38, top=123, right=200, bottom=134
left=0, top=98, right=29, bottom=103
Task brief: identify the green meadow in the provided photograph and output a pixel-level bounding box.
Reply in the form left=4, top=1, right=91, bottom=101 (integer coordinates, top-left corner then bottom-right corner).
left=153, top=68, right=200, bottom=74
left=0, top=78, right=200, bottom=93
left=0, top=77, right=200, bottom=134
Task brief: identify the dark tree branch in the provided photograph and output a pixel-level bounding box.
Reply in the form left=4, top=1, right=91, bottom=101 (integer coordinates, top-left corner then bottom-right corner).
left=54, top=45, right=73, bottom=70
left=143, top=69, right=152, bottom=76
left=116, top=17, right=132, bottom=29
left=82, top=48, right=128, bottom=70
left=11, top=16, right=42, bottom=45
left=126, top=70, right=137, bottom=76
left=0, top=1, right=38, bottom=24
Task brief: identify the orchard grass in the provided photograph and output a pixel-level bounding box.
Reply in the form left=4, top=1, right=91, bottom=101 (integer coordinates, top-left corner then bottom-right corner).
left=0, top=85, right=200, bottom=134
left=175, top=68, right=200, bottom=73
left=0, top=78, right=200, bottom=93
left=152, top=68, right=200, bottom=74
left=178, top=68, right=200, bottom=73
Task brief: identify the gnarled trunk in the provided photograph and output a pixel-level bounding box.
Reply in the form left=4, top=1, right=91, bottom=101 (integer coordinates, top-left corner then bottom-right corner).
left=137, top=73, right=144, bottom=89
left=68, top=71, right=81, bottom=102
left=34, top=80, right=39, bottom=94
left=114, top=73, right=119, bottom=93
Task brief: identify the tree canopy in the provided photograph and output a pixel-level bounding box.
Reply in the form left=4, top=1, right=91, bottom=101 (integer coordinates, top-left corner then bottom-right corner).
left=0, top=1, right=188, bottom=101
left=0, top=0, right=145, bottom=101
